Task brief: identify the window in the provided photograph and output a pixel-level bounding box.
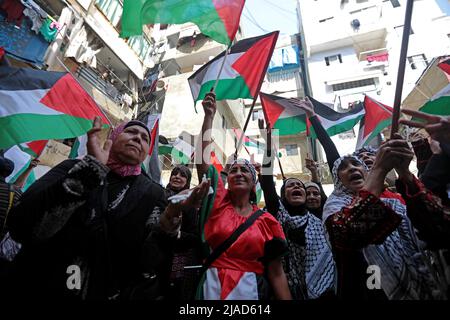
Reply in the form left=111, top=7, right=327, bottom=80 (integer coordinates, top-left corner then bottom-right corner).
left=325, top=54, right=342, bottom=66
left=128, top=35, right=152, bottom=61
left=95, top=0, right=123, bottom=29
left=408, top=54, right=429, bottom=70
left=285, top=144, right=298, bottom=156
left=252, top=110, right=260, bottom=121
left=332, top=78, right=375, bottom=91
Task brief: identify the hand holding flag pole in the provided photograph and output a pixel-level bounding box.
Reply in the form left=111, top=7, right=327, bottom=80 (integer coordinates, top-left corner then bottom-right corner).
left=390, top=0, right=414, bottom=136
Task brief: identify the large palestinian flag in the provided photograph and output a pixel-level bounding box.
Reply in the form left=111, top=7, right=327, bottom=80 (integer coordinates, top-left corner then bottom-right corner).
left=417, top=58, right=450, bottom=116
left=189, top=31, right=279, bottom=103
left=121, top=0, right=245, bottom=45
left=0, top=67, right=110, bottom=150
left=259, top=93, right=364, bottom=137
left=356, top=95, right=393, bottom=149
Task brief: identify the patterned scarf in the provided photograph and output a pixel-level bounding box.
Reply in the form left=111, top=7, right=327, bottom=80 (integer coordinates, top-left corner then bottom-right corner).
left=278, top=201, right=336, bottom=299
left=323, top=156, right=445, bottom=300
left=106, top=122, right=142, bottom=177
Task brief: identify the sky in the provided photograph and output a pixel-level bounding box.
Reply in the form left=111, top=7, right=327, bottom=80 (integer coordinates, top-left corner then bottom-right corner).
left=240, top=0, right=299, bottom=38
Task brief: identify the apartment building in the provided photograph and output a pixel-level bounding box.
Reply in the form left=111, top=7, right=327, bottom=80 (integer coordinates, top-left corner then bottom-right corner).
left=297, top=0, right=450, bottom=157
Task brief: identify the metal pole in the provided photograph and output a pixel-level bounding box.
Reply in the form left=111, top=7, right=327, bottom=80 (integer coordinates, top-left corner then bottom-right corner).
left=390, top=0, right=414, bottom=136
left=235, top=98, right=257, bottom=156
left=212, top=46, right=231, bottom=91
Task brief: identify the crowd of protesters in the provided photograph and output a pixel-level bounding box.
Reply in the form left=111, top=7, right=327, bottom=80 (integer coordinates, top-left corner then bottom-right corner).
left=0, top=92, right=449, bottom=301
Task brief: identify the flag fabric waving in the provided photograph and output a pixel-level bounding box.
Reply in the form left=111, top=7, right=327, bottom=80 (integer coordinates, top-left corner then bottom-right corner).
left=356, top=95, right=393, bottom=149
left=0, top=67, right=110, bottom=150
left=189, top=31, right=279, bottom=103
left=121, top=0, right=245, bottom=45
left=259, top=93, right=364, bottom=137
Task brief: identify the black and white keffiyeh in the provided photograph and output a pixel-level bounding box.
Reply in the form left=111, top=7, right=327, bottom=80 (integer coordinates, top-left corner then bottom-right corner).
left=323, top=156, right=445, bottom=300
left=277, top=201, right=335, bottom=299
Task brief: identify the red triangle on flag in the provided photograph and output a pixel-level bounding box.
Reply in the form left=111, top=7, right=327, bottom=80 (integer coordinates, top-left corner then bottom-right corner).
left=438, top=57, right=450, bottom=76
left=27, top=140, right=47, bottom=156
left=232, top=32, right=279, bottom=98
left=213, top=0, right=245, bottom=42
left=148, top=118, right=159, bottom=156
left=260, top=93, right=284, bottom=129
left=40, top=74, right=110, bottom=125
left=211, top=151, right=224, bottom=172
left=362, top=96, right=393, bottom=139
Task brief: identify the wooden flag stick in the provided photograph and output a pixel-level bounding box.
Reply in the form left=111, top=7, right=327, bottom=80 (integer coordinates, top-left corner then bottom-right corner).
left=390, top=0, right=414, bottom=135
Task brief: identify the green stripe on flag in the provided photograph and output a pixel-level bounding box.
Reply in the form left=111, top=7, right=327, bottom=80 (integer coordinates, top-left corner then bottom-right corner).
left=195, top=77, right=253, bottom=102
left=418, top=96, right=450, bottom=116
left=273, top=116, right=307, bottom=136
left=0, top=114, right=94, bottom=149
left=122, top=0, right=230, bottom=44
left=363, top=118, right=392, bottom=147
left=313, top=115, right=365, bottom=139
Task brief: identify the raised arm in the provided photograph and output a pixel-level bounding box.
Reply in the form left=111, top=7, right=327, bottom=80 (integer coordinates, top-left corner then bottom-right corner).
left=196, top=92, right=217, bottom=182
left=259, top=126, right=280, bottom=216
left=292, top=97, right=340, bottom=172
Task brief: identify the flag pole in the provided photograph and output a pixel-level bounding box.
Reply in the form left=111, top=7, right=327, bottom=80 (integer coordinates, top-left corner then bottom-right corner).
left=55, top=57, right=115, bottom=128
left=235, top=31, right=280, bottom=156
left=274, top=146, right=286, bottom=180
left=235, top=98, right=256, bottom=157
left=211, top=45, right=231, bottom=92
left=390, top=0, right=414, bottom=136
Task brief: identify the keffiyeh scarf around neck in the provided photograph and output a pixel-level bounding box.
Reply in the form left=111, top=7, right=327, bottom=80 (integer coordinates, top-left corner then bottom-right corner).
left=323, top=156, right=445, bottom=300
left=278, top=201, right=335, bottom=299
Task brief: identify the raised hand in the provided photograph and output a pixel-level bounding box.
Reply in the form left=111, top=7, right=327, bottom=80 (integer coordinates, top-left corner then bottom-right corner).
left=400, top=109, right=450, bottom=144
left=171, top=178, right=211, bottom=212
left=372, top=134, right=414, bottom=179
left=305, top=157, right=318, bottom=173
left=202, top=92, right=217, bottom=118
left=290, top=96, right=315, bottom=117
left=87, top=116, right=112, bottom=165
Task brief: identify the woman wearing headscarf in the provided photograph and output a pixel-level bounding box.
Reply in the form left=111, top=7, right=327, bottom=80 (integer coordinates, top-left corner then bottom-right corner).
left=149, top=164, right=204, bottom=300
left=259, top=126, right=335, bottom=300
left=304, top=157, right=327, bottom=220
left=5, top=117, right=209, bottom=300
left=323, top=135, right=446, bottom=300
left=185, top=92, right=291, bottom=300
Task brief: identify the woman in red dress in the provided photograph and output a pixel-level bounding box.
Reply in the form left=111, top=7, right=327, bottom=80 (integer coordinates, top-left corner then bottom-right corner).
left=194, top=93, right=291, bottom=300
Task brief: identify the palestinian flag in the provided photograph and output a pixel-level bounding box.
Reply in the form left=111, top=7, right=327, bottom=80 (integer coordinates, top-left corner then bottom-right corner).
left=5, top=145, right=37, bottom=191
left=417, top=84, right=450, bottom=116
left=0, top=67, right=110, bottom=150
left=158, top=137, right=194, bottom=165
left=260, top=93, right=364, bottom=137
left=232, top=128, right=265, bottom=154
left=356, top=95, right=393, bottom=149
left=121, top=0, right=245, bottom=45
left=69, top=134, right=88, bottom=159
left=437, top=56, right=450, bottom=77
left=210, top=151, right=223, bottom=172
left=189, top=31, right=279, bottom=103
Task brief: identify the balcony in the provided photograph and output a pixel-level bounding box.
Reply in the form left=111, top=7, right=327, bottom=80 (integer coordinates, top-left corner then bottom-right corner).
left=359, top=48, right=389, bottom=70
left=159, top=25, right=226, bottom=71
left=307, top=5, right=387, bottom=54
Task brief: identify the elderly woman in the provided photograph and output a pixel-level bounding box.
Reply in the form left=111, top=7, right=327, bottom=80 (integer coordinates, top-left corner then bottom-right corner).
left=5, top=117, right=208, bottom=300
left=259, top=127, right=335, bottom=300
left=189, top=92, right=291, bottom=300
left=323, top=136, right=446, bottom=300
